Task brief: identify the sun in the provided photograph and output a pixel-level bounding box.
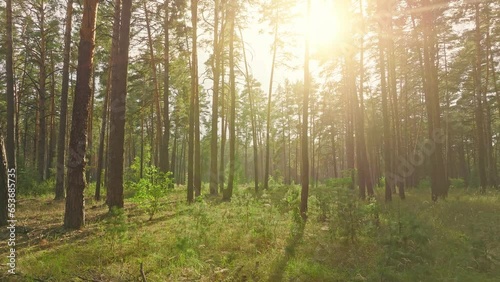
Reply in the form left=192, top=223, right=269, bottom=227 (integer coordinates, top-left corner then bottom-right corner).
left=310, top=1, right=345, bottom=49
left=295, top=0, right=348, bottom=56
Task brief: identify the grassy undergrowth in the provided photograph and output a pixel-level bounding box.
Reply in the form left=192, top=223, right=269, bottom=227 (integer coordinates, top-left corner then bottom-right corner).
left=1, top=183, right=499, bottom=281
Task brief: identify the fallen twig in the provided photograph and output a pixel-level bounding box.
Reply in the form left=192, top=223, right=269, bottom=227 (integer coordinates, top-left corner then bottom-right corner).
left=140, top=262, right=147, bottom=282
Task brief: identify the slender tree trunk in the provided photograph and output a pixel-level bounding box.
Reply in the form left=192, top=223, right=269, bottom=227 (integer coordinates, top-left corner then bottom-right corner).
left=344, top=65, right=355, bottom=183
left=107, top=0, right=133, bottom=210
left=95, top=63, right=112, bottom=201
left=187, top=0, right=199, bottom=203
left=171, top=118, right=178, bottom=184
left=264, top=22, right=279, bottom=190
left=161, top=1, right=171, bottom=175
left=357, top=4, right=374, bottom=197
left=5, top=0, right=16, bottom=200
left=209, top=0, right=221, bottom=195
left=193, top=0, right=201, bottom=197
left=223, top=1, right=236, bottom=201
left=377, top=0, right=393, bottom=202
left=219, top=31, right=226, bottom=194
left=473, top=3, right=487, bottom=193
left=240, top=28, right=259, bottom=193
left=37, top=0, right=47, bottom=182
left=46, top=52, right=57, bottom=179
left=144, top=1, right=163, bottom=168
left=0, top=136, right=9, bottom=226
left=64, top=0, right=99, bottom=229
left=55, top=0, right=73, bottom=200
left=387, top=14, right=404, bottom=199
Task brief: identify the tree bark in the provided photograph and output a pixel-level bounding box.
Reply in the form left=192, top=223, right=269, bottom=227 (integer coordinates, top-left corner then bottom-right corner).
left=421, top=0, right=448, bottom=200
left=107, top=0, right=133, bottom=210
left=5, top=0, right=16, bottom=197
left=223, top=1, right=236, bottom=201
left=377, top=0, right=393, bottom=202
left=55, top=0, right=74, bottom=200
left=144, top=1, right=163, bottom=169
left=264, top=22, right=279, bottom=190
left=473, top=3, right=487, bottom=193
left=209, top=0, right=221, bottom=195
left=37, top=0, right=47, bottom=182
left=161, top=0, right=171, bottom=175
left=240, top=28, right=259, bottom=193
left=300, top=0, right=311, bottom=220
left=187, top=0, right=198, bottom=203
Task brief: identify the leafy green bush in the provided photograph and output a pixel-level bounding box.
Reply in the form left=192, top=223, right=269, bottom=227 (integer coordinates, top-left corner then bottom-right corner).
left=131, top=166, right=172, bottom=220
left=268, top=175, right=285, bottom=190
left=450, top=178, right=466, bottom=189
left=378, top=214, right=432, bottom=281
left=325, top=176, right=353, bottom=189
left=416, top=177, right=431, bottom=189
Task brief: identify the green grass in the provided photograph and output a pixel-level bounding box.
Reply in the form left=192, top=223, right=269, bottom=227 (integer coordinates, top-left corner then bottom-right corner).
left=1, top=183, right=499, bottom=281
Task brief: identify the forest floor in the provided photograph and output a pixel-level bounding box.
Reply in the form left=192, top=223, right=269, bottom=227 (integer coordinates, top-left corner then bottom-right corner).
left=1, top=182, right=499, bottom=281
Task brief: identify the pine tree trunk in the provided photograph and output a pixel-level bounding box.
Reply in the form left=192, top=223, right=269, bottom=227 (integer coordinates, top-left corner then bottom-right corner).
left=187, top=0, right=199, bottom=203
left=46, top=52, right=57, bottom=179
left=387, top=15, right=404, bottom=199
left=377, top=0, right=393, bottom=202
left=107, top=0, right=133, bottom=210
left=223, top=1, right=236, bottom=201
left=240, top=29, right=259, bottom=193
left=300, top=0, right=311, bottom=220
left=264, top=22, right=279, bottom=190
left=5, top=0, right=16, bottom=193
left=161, top=1, right=171, bottom=175
left=55, top=0, right=74, bottom=200
left=421, top=0, right=448, bottom=200
left=95, top=59, right=112, bottom=201
left=473, top=3, right=487, bottom=193
left=37, top=0, right=47, bottom=182
left=64, top=0, right=99, bottom=229
left=209, top=0, right=221, bottom=195
left=144, top=1, right=163, bottom=169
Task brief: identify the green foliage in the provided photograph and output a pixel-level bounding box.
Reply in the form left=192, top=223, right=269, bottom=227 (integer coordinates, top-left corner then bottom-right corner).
left=14, top=184, right=500, bottom=281
left=280, top=184, right=300, bottom=211
left=125, top=149, right=151, bottom=183
left=102, top=207, right=132, bottom=251
left=310, top=180, right=380, bottom=243
left=268, top=175, right=284, bottom=190
left=450, top=178, right=466, bottom=189
left=378, top=213, right=432, bottom=281
left=416, top=177, right=431, bottom=189
left=131, top=166, right=172, bottom=220
left=17, top=166, right=46, bottom=196
left=325, top=176, right=353, bottom=188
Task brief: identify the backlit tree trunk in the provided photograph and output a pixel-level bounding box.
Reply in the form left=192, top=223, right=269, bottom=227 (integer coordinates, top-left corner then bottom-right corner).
left=209, top=0, right=221, bottom=195
left=223, top=1, right=236, bottom=201
left=421, top=0, right=448, bottom=200
left=300, top=0, right=311, bottom=220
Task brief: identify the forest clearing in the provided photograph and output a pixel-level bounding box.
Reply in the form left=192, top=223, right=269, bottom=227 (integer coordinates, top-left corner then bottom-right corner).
left=1, top=182, right=500, bottom=281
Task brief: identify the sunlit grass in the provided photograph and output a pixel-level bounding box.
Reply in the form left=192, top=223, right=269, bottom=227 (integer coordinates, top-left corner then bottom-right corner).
left=2, top=183, right=499, bottom=281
